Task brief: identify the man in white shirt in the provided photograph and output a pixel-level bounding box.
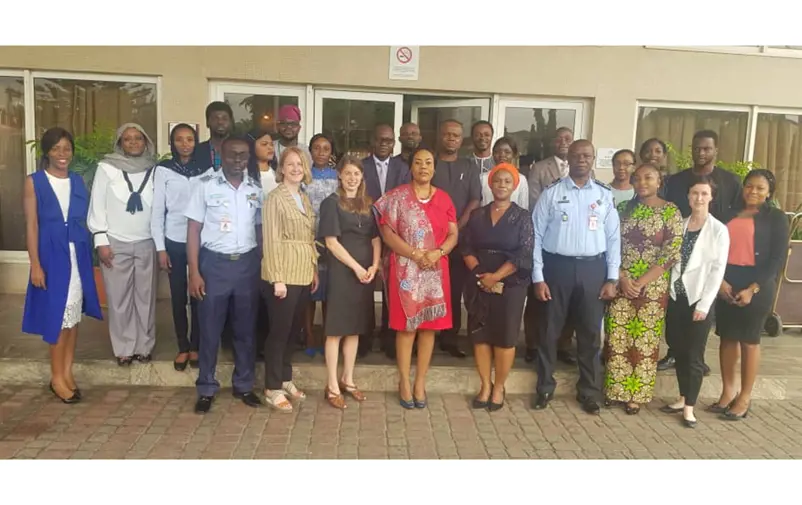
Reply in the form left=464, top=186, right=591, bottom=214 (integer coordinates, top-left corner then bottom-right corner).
left=468, top=120, right=495, bottom=176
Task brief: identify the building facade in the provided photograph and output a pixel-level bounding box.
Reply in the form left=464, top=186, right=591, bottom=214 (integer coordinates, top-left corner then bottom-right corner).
left=2, top=45, right=802, bottom=294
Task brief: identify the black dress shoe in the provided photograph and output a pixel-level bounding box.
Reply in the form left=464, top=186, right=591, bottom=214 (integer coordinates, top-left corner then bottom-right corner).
left=576, top=395, right=600, bottom=415
left=441, top=343, right=467, bottom=358
left=657, top=355, right=675, bottom=371
left=532, top=392, right=553, bottom=410
left=682, top=417, right=697, bottom=428
left=233, top=391, right=262, bottom=408
left=195, top=396, right=213, bottom=414
left=133, top=354, right=152, bottom=363
left=524, top=348, right=537, bottom=363
left=557, top=350, right=577, bottom=366
left=659, top=404, right=684, bottom=414
left=116, top=356, right=133, bottom=366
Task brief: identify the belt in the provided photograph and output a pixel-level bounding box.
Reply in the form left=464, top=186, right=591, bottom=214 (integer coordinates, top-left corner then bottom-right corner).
left=544, top=251, right=605, bottom=261
left=202, top=247, right=256, bottom=261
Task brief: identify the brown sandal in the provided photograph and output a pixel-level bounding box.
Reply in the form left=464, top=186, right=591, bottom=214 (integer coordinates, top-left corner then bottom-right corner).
left=325, top=387, right=347, bottom=409
left=339, top=382, right=366, bottom=402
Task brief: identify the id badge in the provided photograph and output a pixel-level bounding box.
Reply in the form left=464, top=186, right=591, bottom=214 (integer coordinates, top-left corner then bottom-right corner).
left=220, top=215, right=232, bottom=232
left=589, top=215, right=598, bottom=231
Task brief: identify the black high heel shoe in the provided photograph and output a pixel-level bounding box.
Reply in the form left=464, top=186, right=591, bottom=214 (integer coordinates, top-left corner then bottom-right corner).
left=174, top=353, right=189, bottom=372
left=707, top=395, right=738, bottom=414
left=488, top=387, right=505, bottom=412
left=721, top=403, right=750, bottom=421
left=72, top=387, right=83, bottom=400
left=49, top=383, right=80, bottom=404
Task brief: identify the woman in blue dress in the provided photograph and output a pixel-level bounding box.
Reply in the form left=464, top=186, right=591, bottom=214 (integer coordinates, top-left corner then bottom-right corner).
left=22, top=127, right=103, bottom=403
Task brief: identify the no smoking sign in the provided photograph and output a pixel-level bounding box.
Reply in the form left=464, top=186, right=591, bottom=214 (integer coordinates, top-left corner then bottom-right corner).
left=396, top=46, right=413, bottom=64
left=389, top=45, right=420, bottom=81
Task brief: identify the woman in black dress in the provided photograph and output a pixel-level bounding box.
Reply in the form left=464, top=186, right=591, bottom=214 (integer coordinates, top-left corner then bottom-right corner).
left=462, top=163, right=534, bottom=412
left=713, top=169, right=788, bottom=421
left=318, top=155, right=381, bottom=409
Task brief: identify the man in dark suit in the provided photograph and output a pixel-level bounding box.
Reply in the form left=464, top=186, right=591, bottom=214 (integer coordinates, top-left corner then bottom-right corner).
left=363, top=124, right=411, bottom=201
left=194, top=101, right=233, bottom=172
left=362, top=124, right=411, bottom=359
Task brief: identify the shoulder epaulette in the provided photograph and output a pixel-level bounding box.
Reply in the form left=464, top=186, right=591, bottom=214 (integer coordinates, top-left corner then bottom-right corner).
left=593, top=179, right=612, bottom=191
left=199, top=174, right=214, bottom=183
left=247, top=177, right=262, bottom=189
left=545, top=178, right=562, bottom=190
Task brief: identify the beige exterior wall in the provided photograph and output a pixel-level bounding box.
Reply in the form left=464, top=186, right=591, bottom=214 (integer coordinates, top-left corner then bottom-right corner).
left=2, top=45, right=802, bottom=294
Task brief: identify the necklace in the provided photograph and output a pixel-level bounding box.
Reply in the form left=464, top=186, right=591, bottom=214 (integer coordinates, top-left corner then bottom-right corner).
left=415, top=184, right=434, bottom=201
left=493, top=203, right=511, bottom=212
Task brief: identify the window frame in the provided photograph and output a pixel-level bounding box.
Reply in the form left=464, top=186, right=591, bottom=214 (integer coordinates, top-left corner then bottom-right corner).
left=208, top=81, right=308, bottom=144
left=633, top=100, right=754, bottom=162
left=0, top=70, right=162, bottom=258
left=644, top=46, right=802, bottom=59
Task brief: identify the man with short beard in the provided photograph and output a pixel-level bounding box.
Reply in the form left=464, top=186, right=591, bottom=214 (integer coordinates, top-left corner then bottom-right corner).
left=431, top=119, right=481, bottom=358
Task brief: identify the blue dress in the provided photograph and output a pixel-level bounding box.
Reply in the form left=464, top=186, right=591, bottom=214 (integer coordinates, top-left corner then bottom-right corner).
left=22, top=170, right=103, bottom=344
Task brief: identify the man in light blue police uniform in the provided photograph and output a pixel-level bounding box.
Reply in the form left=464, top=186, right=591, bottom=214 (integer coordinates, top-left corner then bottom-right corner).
left=186, top=135, right=264, bottom=414
left=530, top=139, right=621, bottom=415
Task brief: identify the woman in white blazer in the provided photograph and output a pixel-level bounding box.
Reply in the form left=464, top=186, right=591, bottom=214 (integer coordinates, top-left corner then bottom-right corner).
left=660, top=174, right=729, bottom=428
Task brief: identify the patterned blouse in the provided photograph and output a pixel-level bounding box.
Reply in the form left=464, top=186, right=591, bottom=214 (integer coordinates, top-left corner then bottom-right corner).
left=674, top=228, right=701, bottom=298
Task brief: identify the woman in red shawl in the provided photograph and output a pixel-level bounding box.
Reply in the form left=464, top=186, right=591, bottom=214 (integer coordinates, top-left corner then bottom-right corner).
left=374, top=147, right=459, bottom=409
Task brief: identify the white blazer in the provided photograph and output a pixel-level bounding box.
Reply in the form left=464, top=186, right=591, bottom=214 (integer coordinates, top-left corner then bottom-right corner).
left=669, top=214, right=730, bottom=315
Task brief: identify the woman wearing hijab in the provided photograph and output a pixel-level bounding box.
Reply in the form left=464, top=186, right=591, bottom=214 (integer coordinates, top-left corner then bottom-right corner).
left=151, top=123, right=209, bottom=371
left=88, top=123, right=158, bottom=366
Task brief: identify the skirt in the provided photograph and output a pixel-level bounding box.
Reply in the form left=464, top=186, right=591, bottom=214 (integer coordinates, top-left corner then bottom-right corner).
left=466, top=283, right=527, bottom=349
left=715, top=265, right=774, bottom=345
left=63, top=243, right=83, bottom=330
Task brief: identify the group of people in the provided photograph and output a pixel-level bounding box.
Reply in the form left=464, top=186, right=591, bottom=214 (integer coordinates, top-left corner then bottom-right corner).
left=21, top=100, right=789, bottom=428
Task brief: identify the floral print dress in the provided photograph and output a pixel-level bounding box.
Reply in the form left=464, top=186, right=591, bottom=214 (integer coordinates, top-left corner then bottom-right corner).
left=604, top=201, right=683, bottom=404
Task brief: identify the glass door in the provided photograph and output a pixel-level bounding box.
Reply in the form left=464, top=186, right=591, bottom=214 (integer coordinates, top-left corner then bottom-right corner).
left=314, top=89, right=403, bottom=159
left=496, top=98, right=588, bottom=168
left=409, top=98, right=490, bottom=157
left=210, top=82, right=307, bottom=141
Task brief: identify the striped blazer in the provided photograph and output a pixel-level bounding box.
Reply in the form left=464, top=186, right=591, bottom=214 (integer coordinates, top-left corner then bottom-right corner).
left=262, top=183, right=319, bottom=285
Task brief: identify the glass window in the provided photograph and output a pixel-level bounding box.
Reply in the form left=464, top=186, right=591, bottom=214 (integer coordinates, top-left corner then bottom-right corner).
left=407, top=103, right=483, bottom=158
left=754, top=113, right=802, bottom=211
left=635, top=106, right=749, bottom=174
left=320, top=98, right=395, bottom=159
left=33, top=78, right=158, bottom=144
left=0, top=76, right=26, bottom=251
left=224, top=93, right=299, bottom=135
left=503, top=107, right=577, bottom=167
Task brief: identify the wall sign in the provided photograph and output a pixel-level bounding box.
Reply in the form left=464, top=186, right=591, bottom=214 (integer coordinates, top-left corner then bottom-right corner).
left=389, top=46, right=420, bottom=81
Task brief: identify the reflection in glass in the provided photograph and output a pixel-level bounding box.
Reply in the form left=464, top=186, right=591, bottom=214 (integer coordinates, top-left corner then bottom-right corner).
left=755, top=113, right=802, bottom=211
left=224, top=93, right=299, bottom=135
left=636, top=107, right=748, bottom=174
left=34, top=78, right=158, bottom=143
left=0, top=76, right=26, bottom=250
left=415, top=106, right=481, bottom=157
left=320, top=99, right=395, bottom=159
left=503, top=107, right=576, bottom=166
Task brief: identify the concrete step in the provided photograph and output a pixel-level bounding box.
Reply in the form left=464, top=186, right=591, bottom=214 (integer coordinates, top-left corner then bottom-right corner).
left=1, top=355, right=797, bottom=401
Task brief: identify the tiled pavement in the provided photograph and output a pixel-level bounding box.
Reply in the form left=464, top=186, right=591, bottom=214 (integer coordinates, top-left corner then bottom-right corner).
left=2, top=385, right=802, bottom=459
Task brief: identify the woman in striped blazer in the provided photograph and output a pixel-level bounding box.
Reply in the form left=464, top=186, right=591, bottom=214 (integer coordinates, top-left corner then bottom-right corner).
left=262, top=146, right=319, bottom=412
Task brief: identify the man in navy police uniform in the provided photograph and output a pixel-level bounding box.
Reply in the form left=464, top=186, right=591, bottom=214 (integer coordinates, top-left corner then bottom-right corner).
left=530, top=139, right=621, bottom=415
left=186, top=135, right=264, bottom=414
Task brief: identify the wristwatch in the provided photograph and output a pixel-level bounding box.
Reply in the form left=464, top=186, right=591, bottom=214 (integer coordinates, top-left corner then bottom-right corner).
left=752, top=285, right=760, bottom=294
